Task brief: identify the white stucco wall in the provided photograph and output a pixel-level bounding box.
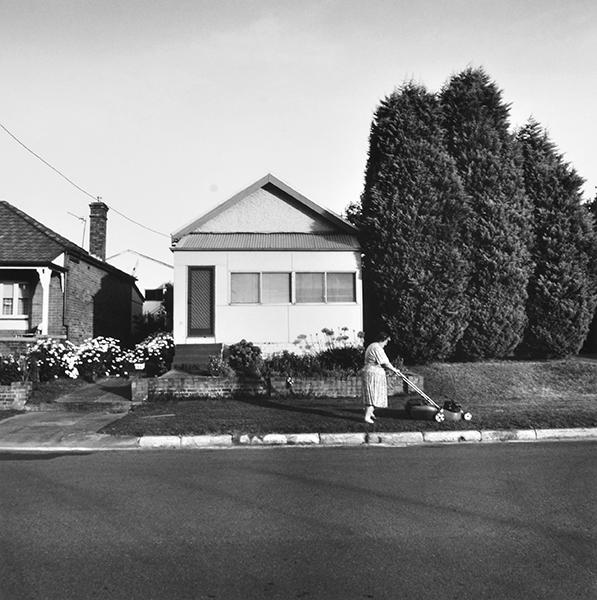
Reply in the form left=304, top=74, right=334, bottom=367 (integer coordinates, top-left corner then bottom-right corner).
left=194, top=188, right=335, bottom=233
left=173, top=250, right=363, bottom=353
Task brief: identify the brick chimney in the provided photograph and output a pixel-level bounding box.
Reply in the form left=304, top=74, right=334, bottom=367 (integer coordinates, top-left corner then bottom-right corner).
left=89, top=200, right=109, bottom=260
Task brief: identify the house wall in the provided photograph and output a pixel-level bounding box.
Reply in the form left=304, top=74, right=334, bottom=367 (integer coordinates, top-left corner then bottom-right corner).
left=65, top=255, right=135, bottom=345
left=48, top=273, right=65, bottom=337
left=173, top=250, right=363, bottom=352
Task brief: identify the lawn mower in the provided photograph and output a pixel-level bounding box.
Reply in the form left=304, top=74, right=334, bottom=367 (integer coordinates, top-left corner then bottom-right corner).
left=395, top=370, right=472, bottom=423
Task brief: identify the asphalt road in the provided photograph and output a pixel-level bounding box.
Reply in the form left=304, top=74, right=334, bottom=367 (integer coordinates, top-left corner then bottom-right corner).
left=1, top=442, right=596, bottom=600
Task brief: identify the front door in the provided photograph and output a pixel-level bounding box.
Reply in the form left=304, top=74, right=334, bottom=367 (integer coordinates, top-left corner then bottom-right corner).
left=188, top=267, right=214, bottom=337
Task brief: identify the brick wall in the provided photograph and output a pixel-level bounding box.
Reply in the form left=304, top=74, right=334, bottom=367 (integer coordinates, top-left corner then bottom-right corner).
left=65, top=255, right=134, bottom=345
left=0, top=382, right=32, bottom=410
left=132, top=373, right=424, bottom=402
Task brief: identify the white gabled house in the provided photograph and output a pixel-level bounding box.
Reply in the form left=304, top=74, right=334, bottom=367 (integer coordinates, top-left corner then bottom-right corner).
left=170, top=174, right=363, bottom=370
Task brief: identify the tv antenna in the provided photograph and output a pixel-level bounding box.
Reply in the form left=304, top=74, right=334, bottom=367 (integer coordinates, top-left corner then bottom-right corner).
left=67, top=211, right=87, bottom=248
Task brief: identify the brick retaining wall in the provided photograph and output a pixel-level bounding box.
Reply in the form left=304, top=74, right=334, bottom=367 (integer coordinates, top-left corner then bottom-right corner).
left=0, top=382, right=32, bottom=410
left=132, top=373, right=424, bottom=403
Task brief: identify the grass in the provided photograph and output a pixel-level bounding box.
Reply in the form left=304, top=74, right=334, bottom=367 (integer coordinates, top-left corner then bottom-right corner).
left=99, top=357, right=597, bottom=437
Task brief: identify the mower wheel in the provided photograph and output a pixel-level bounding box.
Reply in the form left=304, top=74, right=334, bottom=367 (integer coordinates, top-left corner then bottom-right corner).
left=463, top=412, right=472, bottom=421
left=434, top=409, right=445, bottom=423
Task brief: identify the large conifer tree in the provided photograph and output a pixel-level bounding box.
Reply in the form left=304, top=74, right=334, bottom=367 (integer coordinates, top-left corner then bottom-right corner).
left=518, top=119, right=597, bottom=357
left=351, top=83, right=470, bottom=363
left=440, top=67, right=531, bottom=359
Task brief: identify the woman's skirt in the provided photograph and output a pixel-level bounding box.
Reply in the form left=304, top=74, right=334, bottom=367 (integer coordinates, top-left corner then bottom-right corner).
left=361, top=364, right=388, bottom=408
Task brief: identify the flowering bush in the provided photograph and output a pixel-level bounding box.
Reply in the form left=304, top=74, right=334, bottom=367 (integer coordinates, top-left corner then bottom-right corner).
left=0, top=355, right=23, bottom=385
left=292, top=327, right=364, bottom=353
left=225, top=340, right=263, bottom=377
left=207, top=355, right=235, bottom=377
left=26, top=338, right=78, bottom=381
left=74, top=337, right=128, bottom=381
left=127, top=332, right=174, bottom=377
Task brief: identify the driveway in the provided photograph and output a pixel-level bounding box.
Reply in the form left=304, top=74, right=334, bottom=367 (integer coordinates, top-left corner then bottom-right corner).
left=0, top=411, right=137, bottom=450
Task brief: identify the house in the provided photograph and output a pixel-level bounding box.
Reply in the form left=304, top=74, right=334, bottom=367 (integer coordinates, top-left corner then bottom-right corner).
left=0, top=200, right=143, bottom=355
left=170, top=174, right=363, bottom=370
left=106, top=249, right=173, bottom=315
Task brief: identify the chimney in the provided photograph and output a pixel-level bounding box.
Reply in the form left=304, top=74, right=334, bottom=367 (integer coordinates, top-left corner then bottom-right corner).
left=89, top=200, right=109, bottom=260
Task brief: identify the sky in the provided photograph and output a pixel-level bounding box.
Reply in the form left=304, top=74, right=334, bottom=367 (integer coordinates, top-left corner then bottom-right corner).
left=1, top=0, right=596, bottom=269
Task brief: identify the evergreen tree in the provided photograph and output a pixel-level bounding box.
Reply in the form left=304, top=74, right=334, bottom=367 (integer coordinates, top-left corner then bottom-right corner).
left=440, top=67, right=532, bottom=359
left=582, top=191, right=597, bottom=353
left=518, top=120, right=597, bottom=356
left=351, top=82, right=470, bottom=363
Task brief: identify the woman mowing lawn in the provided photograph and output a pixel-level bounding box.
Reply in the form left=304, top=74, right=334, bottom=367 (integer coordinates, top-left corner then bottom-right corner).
left=362, top=331, right=400, bottom=423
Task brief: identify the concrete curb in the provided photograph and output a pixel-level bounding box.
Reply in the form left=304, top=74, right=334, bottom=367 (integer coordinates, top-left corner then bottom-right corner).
left=2, top=427, right=597, bottom=452
left=131, top=427, right=597, bottom=449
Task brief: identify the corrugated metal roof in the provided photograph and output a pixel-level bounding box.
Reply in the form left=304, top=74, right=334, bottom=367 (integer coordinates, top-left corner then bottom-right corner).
left=174, top=232, right=360, bottom=251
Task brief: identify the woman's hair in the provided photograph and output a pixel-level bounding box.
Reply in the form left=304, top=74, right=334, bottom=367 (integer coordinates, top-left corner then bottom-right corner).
left=373, top=331, right=391, bottom=342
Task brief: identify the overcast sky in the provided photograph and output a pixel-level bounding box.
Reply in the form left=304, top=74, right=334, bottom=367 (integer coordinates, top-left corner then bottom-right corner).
left=1, top=0, right=595, bottom=265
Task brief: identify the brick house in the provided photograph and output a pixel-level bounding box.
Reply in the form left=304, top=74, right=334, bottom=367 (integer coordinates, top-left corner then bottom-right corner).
left=0, top=200, right=143, bottom=354
left=171, top=174, right=363, bottom=369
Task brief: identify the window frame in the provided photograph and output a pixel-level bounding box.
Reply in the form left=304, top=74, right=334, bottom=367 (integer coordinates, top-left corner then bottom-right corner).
left=229, top=271, right=357, bottom=305
left=0, top=282, right=33, bottom=318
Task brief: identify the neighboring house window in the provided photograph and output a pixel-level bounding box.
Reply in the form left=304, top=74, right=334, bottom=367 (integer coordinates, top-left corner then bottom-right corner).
left=0, top=282, right=32, bottom=316
left=144, top=288, right=164, bottom=301
left=230, top=272, right=356, bottom=304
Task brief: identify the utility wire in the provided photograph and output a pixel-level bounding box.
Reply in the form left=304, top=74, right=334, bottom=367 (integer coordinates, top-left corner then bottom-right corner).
left=0, top=121, right=170, bottom=238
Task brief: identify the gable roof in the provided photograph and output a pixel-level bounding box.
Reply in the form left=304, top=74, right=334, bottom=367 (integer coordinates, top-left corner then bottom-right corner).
left=172, top=173, right=358, bottom=243
left=0, top=200, right=136, bottom=282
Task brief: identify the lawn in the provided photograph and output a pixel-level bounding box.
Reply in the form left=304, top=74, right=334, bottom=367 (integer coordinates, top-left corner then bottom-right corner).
left=99, top=358, right=597, bottom=437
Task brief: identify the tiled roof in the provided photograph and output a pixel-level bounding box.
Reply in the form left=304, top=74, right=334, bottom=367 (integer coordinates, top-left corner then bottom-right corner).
left=0, top=201, right=136, bottom=283
left=174, top=232, right=360, bottom=251
left=0, top=201, right=80, bottom=263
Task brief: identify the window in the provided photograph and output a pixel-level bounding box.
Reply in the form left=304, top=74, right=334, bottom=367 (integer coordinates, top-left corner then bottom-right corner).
left=327, top=273, right=356, bottom=302
left=230, top=271, right=357, bottom=304
left=296, top=273, right=325, bottom=303
left=262, top=273, right=291, bottom=303
left=144, top=288, right=164, bottom=301
left=0, top=282, right=32, bottom=316
left=231, top=273, right=259, bottom=303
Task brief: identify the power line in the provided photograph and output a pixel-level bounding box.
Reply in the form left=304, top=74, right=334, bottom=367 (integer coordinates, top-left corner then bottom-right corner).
left=0, top=121, right=170, bottom=238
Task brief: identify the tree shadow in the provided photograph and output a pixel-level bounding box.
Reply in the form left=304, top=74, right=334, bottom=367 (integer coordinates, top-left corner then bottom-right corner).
left=234, top=395, right=365, bottom=423
left=233, top=395, right=415, bottom=424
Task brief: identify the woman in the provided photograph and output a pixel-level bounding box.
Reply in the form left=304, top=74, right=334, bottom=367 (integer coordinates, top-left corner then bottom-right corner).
left=362, top=331, right=400, bottom=423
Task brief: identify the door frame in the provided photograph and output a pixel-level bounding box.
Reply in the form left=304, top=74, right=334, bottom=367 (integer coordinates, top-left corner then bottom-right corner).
left=187, top=266, right=215, bottom=337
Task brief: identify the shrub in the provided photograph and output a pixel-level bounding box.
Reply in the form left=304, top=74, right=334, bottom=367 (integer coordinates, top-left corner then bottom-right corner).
left=26, top=338, right=78, bottom=381
left=317, top=346, right=364, bottom=374
left=75, top=337, right=128, bottom=381
left=0, top=355, right=22, bottom=385
left=207, top=355, right=235, bottom=377
left=127, top=332, right=175, bottom=377
left=225, top=340, right=263, bottom=377
left=263, top=346, right=367, bottom=378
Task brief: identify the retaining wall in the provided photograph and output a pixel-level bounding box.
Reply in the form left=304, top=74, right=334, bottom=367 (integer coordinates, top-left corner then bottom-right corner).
left=131, top=373, right=424, bottom=402
left=0, top=382, right=32, bottom=410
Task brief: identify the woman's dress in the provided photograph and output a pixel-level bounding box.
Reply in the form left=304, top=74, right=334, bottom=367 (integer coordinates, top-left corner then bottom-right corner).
left=362, top=342, right=390, bottom=408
